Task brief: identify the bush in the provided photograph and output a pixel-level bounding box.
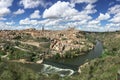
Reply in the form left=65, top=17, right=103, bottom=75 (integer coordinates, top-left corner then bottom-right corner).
left=54, top=53, right=61, bottom=59
left=35, top=37, right=50, bottom=42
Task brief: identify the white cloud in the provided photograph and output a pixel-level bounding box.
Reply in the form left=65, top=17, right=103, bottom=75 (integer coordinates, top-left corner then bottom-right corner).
left=88, top=20, right=100, bottom=25
left=81, top=4, right=97, bottom=15
left=108, top=5, right=120, bottom=14
left=66, top=20, right=88, bottom=27
left=106, top=23, right=120, bottom=28
left=0, top=0, right=13, bottom=18
left=85, top=4, right=95, bottom=10
left=19, top=17, right=61, bottom=27
left=105, top=23, right=120, bottom=31
left=43, top=1, right=97, bottom=22
left=109, top=15, right=120, bottom=23
left=20, top=0, right=40, bottom=8
left=38, top=19, right=50, bottom=24
left=43, top=1, right=78, bottom=18
left=97, top=13, right=110, bottom=20
left=110, top=17, right=120, bottom=23
left=44, top=19, right=62, bottom=26
left=0, top=8, right=10, bottom=17
left=0, top=0, right=13, bottom=8
left=30, top=10, right=41, bottom=19
left=108, top=5, right=120, bottom=23
left=19, top=18, right=39, bottom=25
left=0, top=22, right=31, bottom=30
left=19, top=0, right=52, bottom=9
left=69, top=13, right=92, bottom=21
left=19, top=18, right=29, bottom=25
left=42, top=1, right=98, bottom=30
left=70, top=0, right=97, bottom=4
left=6, top=21, right=15, bottom=25
left=13, top=9, right=25, bottom=15
left=69, top=4, right=96, bottom=21
left=84, top=13, right=110, bottom=31
left=0, top=22, right=13, bottom=30
left=0, top=17, right=6, bottom=20
left=116, top=0, right=120, bottom=2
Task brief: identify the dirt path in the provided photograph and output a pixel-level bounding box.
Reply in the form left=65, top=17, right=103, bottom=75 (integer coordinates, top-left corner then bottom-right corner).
left=20, top=41, right=40, bottom=47
left=14, top=46, right=30, bottom=52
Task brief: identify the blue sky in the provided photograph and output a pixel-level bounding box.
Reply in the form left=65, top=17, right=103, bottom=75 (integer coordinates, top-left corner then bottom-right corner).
left=0, top=0, right=120, bottom=31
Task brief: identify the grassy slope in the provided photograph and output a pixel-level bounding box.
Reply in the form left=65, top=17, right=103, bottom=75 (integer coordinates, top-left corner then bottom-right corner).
left=69, top=32, right=120, bottom=80
left=0, top=61, right=39, bottom=80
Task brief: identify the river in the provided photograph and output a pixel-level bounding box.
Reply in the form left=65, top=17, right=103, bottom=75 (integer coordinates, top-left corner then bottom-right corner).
left=22, top=41, right=103, bottom=77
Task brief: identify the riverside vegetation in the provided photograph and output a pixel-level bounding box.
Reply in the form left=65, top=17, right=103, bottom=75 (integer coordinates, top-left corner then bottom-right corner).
left=0, top=28, right=120, bottom=80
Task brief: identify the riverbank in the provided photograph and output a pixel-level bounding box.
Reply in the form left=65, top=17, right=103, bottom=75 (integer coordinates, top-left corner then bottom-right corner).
left=9, top=59, right=43, bottom=64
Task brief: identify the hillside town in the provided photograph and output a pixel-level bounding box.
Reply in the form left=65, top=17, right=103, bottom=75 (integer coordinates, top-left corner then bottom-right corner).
left=0, top=27, right=94, bottom=63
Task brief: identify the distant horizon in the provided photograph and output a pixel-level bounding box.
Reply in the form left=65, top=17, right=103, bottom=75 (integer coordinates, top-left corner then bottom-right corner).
left=0, top=0, right=120, bottom=31
left=0, top=26, right=120, bottom=32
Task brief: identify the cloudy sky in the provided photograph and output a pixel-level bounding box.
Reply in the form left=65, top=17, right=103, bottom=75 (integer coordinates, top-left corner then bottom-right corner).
left=0, top=0, right=120, bottom=31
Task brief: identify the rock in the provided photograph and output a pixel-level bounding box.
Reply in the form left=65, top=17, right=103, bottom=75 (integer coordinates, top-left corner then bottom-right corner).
left=36, top=60, right=43, bottom=64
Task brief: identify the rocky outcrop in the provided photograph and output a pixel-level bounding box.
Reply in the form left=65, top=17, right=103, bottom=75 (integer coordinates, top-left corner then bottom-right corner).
left=49, top=28, right=94, bottom=56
